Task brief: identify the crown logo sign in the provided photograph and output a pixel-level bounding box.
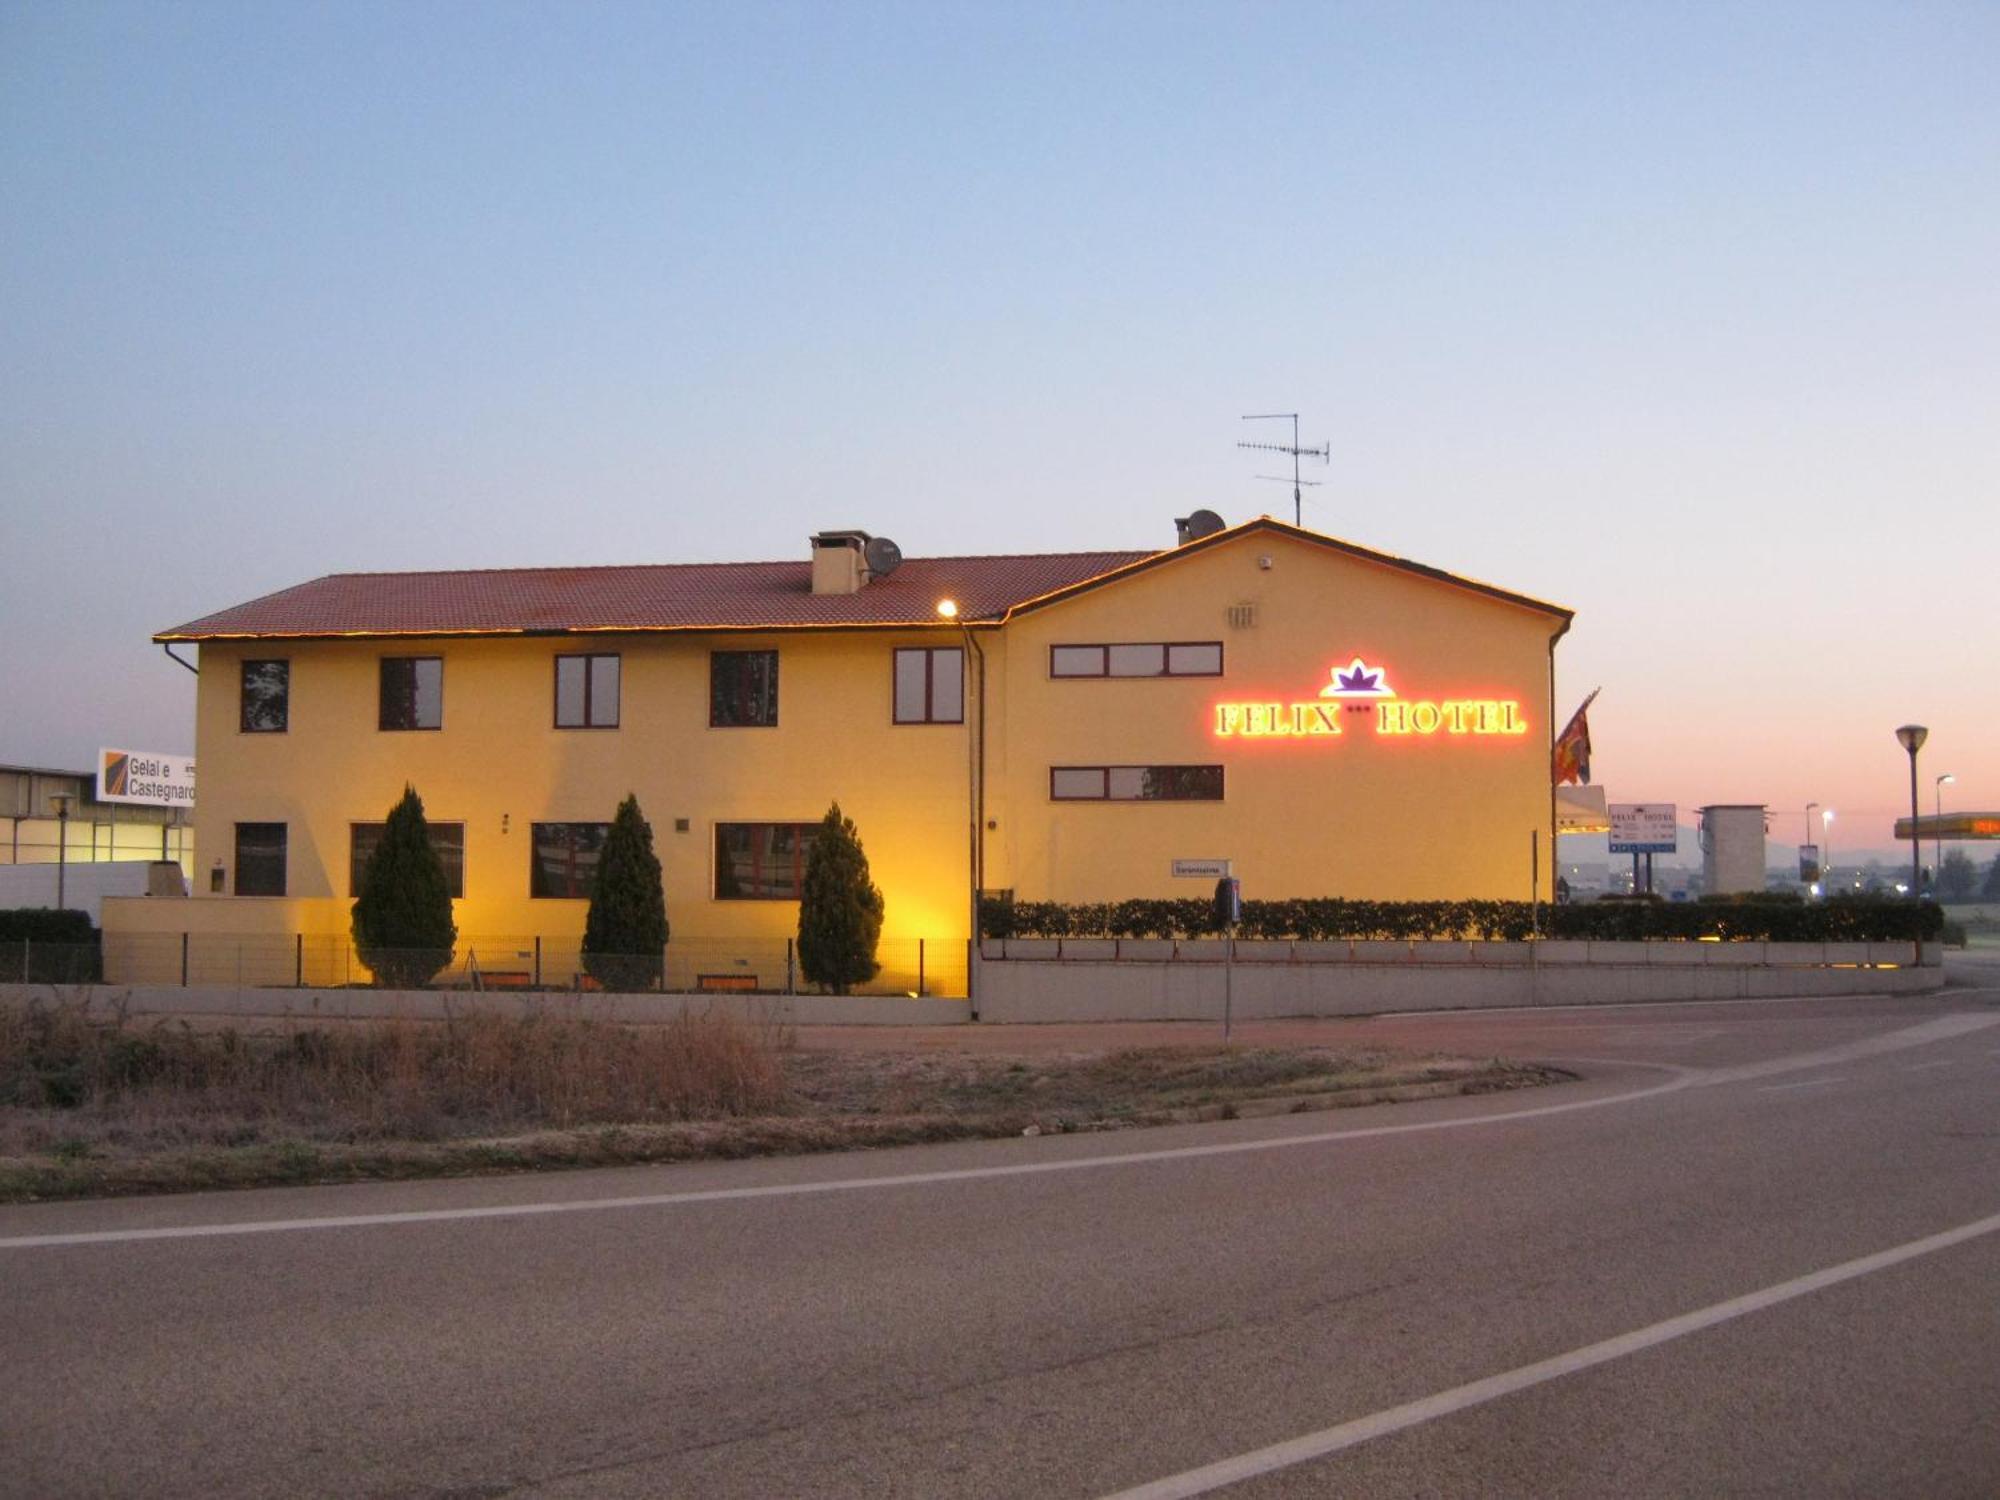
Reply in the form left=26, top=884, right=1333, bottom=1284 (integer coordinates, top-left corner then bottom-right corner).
left=1320, top=657, right=1395, bottom=699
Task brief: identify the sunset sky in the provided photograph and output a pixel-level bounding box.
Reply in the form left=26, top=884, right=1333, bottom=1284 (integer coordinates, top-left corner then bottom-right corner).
left=3, top=2, right=1994, bottom=858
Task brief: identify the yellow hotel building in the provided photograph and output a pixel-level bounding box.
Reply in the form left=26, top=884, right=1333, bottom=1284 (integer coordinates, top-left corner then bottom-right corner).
left=102, top=518, right=1571, bottom=987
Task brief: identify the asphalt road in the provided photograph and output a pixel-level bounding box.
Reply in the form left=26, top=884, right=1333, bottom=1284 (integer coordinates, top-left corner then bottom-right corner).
left=5, top=972, right=1999, bottom=1499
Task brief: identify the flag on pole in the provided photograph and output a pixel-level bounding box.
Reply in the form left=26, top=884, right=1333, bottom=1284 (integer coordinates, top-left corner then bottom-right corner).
left=1552, top=688, right=1599, bottom=786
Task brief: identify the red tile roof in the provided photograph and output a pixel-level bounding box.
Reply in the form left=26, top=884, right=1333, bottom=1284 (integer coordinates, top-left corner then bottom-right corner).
left=155, top=551, right=1156, bottom=640
left=155, top=519, right=1570, bottom=642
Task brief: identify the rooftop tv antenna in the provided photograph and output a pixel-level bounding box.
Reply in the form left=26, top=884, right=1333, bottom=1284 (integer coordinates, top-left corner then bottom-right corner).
left=1238, top=412, right=1328, bottom=526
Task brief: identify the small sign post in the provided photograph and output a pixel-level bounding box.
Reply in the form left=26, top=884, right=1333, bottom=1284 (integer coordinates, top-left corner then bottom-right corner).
left=1211, top=875, right=1242, bottom=1041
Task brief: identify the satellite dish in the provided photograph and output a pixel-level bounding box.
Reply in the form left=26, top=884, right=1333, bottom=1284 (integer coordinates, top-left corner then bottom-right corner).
left=863, top=536, right=904, bottom=577
left=1183, top=509, right=1226, bottom=541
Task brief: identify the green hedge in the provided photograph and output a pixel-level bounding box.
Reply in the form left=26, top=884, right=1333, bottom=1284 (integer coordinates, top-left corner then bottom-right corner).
left=0, top=909, right=96, bottom=943
left=0, top=908, right=103, bottom=983
left=979, top=895, right=1943, bottom=944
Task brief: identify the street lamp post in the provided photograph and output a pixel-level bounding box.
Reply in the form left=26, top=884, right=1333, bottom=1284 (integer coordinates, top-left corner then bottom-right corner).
left=1803, top=802, right=1817, bottom=888
left=1822, top=808, right=1835, bottom=891
left=1934, top=773, right=1955, bottom=893
left=936, top=600, right=984, bottom=1017
left=1895, top=725, right=1927, bottom=899
left=47, top=792, right=75, bottom=911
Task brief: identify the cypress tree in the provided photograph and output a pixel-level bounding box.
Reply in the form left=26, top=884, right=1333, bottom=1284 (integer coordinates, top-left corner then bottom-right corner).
left=351, top=785, right=457, bottom=988
left=797, top=801, right=884, bottom=995
left=583, top=794, right=669, bottom=990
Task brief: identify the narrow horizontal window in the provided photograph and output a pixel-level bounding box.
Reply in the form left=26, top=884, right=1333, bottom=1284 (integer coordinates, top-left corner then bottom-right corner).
left=240, top=659, right=289, bottom=733
left=350, top=822, right=466, bottom=899
left=380, top=657, right=443, bottom=731
left=234, top=822, right=287, bottom=896
left=1050, top=645, right=1107, bottom=677
left=555, top=653, right=620, bottom=729
left=1050, top=765, right=1224, bottom=801
left=893, top=647, right=964, bottom=723
left=1107, top=643, right=1165, bottom=677
left=711, top=650, right=778, bottom=727
left=714, top=822, right=820, bottom=900
left=530, top=822, right=610, bottom=898
left=1166, top=642, right=1223, bottom=675
left=1050, top=642, right=1224, bottom=678
left=1049, top=767, right=1108, bottom=800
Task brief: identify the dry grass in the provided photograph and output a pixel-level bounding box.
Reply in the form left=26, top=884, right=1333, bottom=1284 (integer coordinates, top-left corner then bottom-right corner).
left=0, top=993, right=788, bottom=1156
left=0, top=995, right=1563, bottom=1201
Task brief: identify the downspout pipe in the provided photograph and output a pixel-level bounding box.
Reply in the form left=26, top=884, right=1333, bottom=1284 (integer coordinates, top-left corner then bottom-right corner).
left=956, top=622, right=988, bottom=1018
left=1546, top=617, right=1574, bottom=916
left=162, top=643, right=199, bottom=675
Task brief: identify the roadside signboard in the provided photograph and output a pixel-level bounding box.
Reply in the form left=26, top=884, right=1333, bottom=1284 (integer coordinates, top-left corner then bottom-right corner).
left=97, top=748, right=195, bottom=808
left=1172, top=858, right=1232, bottom=879
left=1608, top=803, right=1677, bottom=855
left=1799, top=845, right=1821, bottom=882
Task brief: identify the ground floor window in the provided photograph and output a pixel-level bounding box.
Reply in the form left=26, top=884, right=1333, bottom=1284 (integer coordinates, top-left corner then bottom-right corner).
left=1049, top=765, right=1225, bottom=801
left=714, top=822, right=820, bottom=899
left=234, top=822, right=287, bottom=895
left=350, top=822, right=466, bottom=898
left=530, top=822, right=610, bottom=898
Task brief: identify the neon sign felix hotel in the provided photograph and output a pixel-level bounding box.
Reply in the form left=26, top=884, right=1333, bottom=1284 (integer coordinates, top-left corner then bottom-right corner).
left=1213, top=657, right=1527, bottom=739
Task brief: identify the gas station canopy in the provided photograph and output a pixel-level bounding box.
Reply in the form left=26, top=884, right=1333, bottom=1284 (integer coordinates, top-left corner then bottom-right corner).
left=1893, top=811, right=2000, bottom=840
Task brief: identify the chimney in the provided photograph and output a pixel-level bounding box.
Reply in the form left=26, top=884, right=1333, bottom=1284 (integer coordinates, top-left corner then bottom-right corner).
left=810, top=530, right=872, bottom=595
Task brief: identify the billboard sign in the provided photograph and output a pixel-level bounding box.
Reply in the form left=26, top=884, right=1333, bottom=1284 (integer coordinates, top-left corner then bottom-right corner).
left=1608, top=803, right=1677, bottom=855
left=97, top=748, right=195, bottom=808
left=1799, top=845, right=1821, bottom=883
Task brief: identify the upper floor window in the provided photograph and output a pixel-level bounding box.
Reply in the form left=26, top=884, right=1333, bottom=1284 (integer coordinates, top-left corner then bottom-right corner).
left=380, top=657, right=443, bottom=731
left=530, top=822, right=610, bottom=899
left=711, top=650, right=778, bottom=727
left=555, top=653, right=620, bottom=729
left=893, top=647, right=963, bottom=724
left=350, top=821, right=466, bottom=899
left=1049, top=765, right=1225, bottom=801
left=714, top=822, right=819, bottom=899
left=1049, top=642, right=1223, bottom=678
left=240, top=659, right=289, bottom=733
left=234, top=822, right=288, bottom=895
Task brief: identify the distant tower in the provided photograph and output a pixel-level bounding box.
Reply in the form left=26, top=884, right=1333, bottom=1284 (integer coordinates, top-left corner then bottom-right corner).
left=1699, top=805, right=1769, bottom=894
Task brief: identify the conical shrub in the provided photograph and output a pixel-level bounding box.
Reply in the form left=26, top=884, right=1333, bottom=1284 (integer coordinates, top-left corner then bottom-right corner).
left=797, top=801, right=884, bottom=995
left=583, top=794, right=669, bottom=991
left=351, top=785, right=457, bottom=988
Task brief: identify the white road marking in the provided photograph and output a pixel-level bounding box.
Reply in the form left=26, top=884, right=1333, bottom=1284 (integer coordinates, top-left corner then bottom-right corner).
left=1376, top=992, right=1890, bottom=1020
left=1376, top=983, right=2000, bottom=1022
left=0, top=1074, right=1694, bottom=1250
left=1757, top=1077, right=1844, bottom=1093
left=1695, top=1013, right=1997, bottom=1087
left=4, top=1012, right=1994, bottom=1253
left=1097, top=1209, right=2000, bottom=1500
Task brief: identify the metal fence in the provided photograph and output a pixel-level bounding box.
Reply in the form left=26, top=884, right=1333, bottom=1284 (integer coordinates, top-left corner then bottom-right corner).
left=5, top=934, right=967, bottom=998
